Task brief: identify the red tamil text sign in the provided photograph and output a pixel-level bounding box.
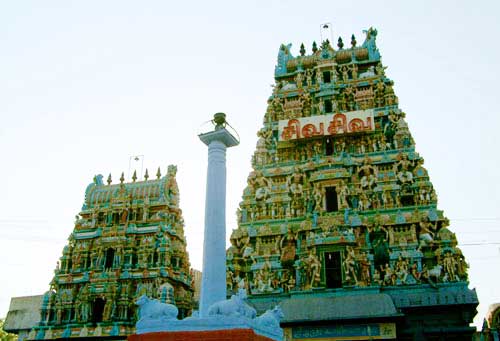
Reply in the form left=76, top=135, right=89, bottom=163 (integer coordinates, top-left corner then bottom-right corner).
left=278, top=109, right=374, bottom=141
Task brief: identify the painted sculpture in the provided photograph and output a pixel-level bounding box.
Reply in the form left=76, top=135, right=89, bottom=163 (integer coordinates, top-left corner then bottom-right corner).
left=227, top=27, right=469, bottom=297
left=32, top=166, right=194, bottom=339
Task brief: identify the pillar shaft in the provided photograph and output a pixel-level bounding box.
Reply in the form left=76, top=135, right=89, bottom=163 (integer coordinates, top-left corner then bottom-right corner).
left=199, top=140, right=227, bottom=317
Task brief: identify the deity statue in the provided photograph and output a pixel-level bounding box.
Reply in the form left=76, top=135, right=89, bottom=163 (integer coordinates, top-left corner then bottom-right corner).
left=350, top=64, right=358, bottom=79
left=315, top=68, right=323, bottom=85
left=334, top=181, right=348, bottom=209
left=300, top=91, right=312, bottom=117
left=357, top=157, right=377, bottom=190
left=278, top=226, right=298, bottom=267
left=375, top=81, right=385, bottom=107
left=418, top=217, right=436, bottom=250
left=305, top=69, right=313, bottom=88
left=304, top=250, right=321, bottom=288
left=376, top=62, right=387, bottom=77
left=368, top=224, right=389, bottom=269
left=240, top=231, right=255, bottom=262
left=341, top=66, right=349, bottom=82
left=270, top=96, right=284, bottom=120
left=358, top=251, right=371, bottom=285
left=250, top=171, right=272, bottom=201
left=287, top=166, right=305, bottom=216
left=442, top=251, right=458, bottom=282
left=395, top=255, right=409, bottom=284
left=295, top=71, right=304, bottom=88
left=343, top=246, right=358, bottom=285
left=394, top=153, right=414, bottom=184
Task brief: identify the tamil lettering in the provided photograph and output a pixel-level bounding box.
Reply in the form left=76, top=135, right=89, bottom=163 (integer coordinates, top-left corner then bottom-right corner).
left=278, top=109, right=374, bottom=141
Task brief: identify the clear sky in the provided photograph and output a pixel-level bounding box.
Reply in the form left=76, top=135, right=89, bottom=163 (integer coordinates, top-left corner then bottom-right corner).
left=1, top=0, right=499, bottom=327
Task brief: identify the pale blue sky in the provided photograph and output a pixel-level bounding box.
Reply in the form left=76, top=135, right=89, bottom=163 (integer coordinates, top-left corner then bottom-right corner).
left=1, top=0, right=499, bottom=327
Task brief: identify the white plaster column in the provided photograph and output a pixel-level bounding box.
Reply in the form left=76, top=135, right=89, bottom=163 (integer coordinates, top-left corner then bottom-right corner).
left=198, top=117, right=239, bottom=318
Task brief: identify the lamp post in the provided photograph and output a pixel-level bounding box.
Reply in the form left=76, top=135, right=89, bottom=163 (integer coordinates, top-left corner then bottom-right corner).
left=198, top=113, right=239, bottom=317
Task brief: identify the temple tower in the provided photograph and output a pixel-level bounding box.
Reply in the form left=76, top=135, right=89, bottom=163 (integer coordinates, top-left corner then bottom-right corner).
left=227, top=28, right=478, bottom=340
left=32, top=166, right=194, bottom=340
left=198, top=113, right=239, bottom=317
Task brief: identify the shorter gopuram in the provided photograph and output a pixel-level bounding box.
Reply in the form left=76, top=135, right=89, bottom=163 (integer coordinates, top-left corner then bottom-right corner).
left=226, top=28, right=478, bottom=340
left=32, top=165, right=194, bottom=340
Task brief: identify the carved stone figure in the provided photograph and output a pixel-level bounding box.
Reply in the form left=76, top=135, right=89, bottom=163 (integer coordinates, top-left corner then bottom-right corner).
left=295, top=72, right=303, bottom=88
left=341, top=66, right=349, bottom=82
left=442, top=252, right=458, bottom=282
left=418, top=217, right=436, bottom=249
left=358, top=157, right=377, bottom=190
left=254, top=306, right=284, bottom=330
left=350, top=64, right=358, bottom=79
left=343, top=246, right=358, bottom=285
left=368, top=224, right=389, bottom=269
left=135, top=295, right=178, bottom=321
left=251, top=171, right=271, bottom=201
left=304, top=250, right=321, bottom=288
left=336, top=180, right=350, bottom=209
left=279, top=226, right=297, bottom=267
left=394, top=154, right=414, bottom=184
left=358, top=252, right=371, bottom=285
left=207, top=290, right=256, bottom=319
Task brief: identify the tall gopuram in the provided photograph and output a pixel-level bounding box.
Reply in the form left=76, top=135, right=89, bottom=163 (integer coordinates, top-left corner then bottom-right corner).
left=32, top=165, right=194, bottom=340
left=226, top=28, right=478, bottom=340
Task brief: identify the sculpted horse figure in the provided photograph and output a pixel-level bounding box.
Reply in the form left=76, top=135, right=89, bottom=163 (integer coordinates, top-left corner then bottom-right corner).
left=135, top=294, right=178, bottom=321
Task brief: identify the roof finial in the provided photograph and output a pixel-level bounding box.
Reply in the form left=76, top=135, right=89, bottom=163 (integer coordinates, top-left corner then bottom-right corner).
left=312, top=41, right=318, bottom=53
left=132, top=170, right=137, bottom=182
left=351, top=34, right=357, bottom=48
left=120, top=172, right=125, bottom=184
left=156, top=167, right=161, bottom=179
left=337, top=37, right=344, bottom=50
left=299, top=43, right=305, bottom=56
left=144, top=168, right=149, bottom=181
left=107, top=173, right=112, bottom=185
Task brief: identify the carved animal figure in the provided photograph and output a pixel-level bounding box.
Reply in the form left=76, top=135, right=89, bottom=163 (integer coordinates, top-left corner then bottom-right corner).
left=359, top=66, right=376, bottom=79
left=254, top=306, right=284, bottom=330
left=135, top=295, right=178, bottom=321
left=428, top=265, right=442, bottom=281
left=207, top=293, right=256, bottom=319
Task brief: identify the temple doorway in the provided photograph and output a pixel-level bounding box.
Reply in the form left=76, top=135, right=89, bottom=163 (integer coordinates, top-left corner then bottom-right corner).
left=324, top=251, right=342, bottom=288
left=92, top=298, right=106, bottom=323
left=325, top=187, right=339, bottom=212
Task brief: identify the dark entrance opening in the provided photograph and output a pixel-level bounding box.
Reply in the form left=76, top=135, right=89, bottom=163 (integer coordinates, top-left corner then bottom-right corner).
left=324, top=251, right=342, bottom=288
left=400, top=194, right=414, bottom=207
left=105, top=248, right=115, bottom=269
left=92, top=298, right=106, bottom=324
left=323, top=71, right=331, bottom=83
left=325, top=187, right=338, bottom=212
left=325, top=99, right=333, bottom=113
left=85, top=253, right=91, bottom=270
left=325, top=138, right=333, bottom=156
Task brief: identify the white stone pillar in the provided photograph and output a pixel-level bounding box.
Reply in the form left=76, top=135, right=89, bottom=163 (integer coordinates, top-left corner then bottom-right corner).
left=198, top=116, right=239, bottom=318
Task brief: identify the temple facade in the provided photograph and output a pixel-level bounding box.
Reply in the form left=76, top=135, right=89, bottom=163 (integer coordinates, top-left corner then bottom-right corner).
left=226, top=28, right=478, bottom=340
left=31, top=165, right=194, bottom=340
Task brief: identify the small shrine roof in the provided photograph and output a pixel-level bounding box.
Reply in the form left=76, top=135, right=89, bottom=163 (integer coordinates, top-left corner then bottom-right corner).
left=82, top=166, right=179, bottom=209
left=279, top=293, right=399, bottom=324
left=274, top=27, right=381, bottom=78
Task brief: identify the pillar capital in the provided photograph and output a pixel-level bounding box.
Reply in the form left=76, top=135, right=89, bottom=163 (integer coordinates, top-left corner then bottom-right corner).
left=198, top=128, right=239, bottom=148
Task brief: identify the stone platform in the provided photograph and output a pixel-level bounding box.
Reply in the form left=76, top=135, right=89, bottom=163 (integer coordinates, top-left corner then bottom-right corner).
left=128, top=328, right=275, bottom=341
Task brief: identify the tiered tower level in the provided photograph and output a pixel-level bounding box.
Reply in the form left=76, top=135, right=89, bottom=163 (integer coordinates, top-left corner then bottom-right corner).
left=33, top=165, right=194, bottom=340
left=227, top=28, right=478, bottom=340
